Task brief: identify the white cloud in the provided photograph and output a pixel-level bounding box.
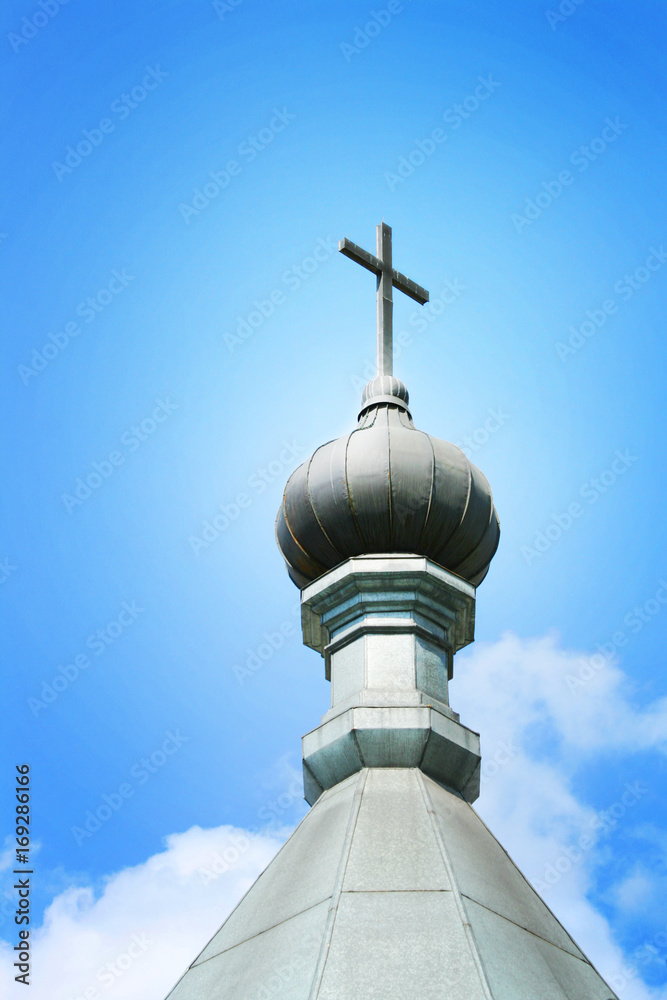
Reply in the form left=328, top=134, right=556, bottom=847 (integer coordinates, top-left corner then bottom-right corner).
left=454, top=630, right=667, bottom=999
left=2, top=631, right=667, bottom=999
left=0, top=825, right=285, bottom=1000
left=611, top=868, right=655, bottom=911
left=0, top=841, right=15, bottom=875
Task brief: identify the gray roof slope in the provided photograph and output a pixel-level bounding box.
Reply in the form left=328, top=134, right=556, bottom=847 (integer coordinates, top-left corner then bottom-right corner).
left=165, top=768, right=617, bottom=1000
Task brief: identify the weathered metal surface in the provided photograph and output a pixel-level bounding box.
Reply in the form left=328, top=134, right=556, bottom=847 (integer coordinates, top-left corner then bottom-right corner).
left=298, top=555, right=480, bottom=803
left=276, top=398, right=500, bottom=590
left=339, top=223, right=429, bottom=378
left=276, top=224, right=499, bottom=591
left=165, top=770, right=620, bottom=1000
left=302, top=705, right=482, bottom=805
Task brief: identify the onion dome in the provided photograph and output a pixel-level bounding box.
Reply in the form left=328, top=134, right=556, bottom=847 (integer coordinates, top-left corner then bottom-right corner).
left=275, top=376, right=500, bottom=590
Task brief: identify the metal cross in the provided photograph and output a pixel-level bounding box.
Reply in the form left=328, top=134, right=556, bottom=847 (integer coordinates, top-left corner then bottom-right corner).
left=339, top=222, right=429, bottom=377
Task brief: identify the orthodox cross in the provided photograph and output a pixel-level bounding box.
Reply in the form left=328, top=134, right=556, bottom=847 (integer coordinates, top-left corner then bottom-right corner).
left=339, top=222, right=429, bottom=377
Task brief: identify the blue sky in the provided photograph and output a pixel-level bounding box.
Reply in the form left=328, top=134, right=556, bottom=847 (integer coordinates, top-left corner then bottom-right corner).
left=1, top=1, right=666, bottom=997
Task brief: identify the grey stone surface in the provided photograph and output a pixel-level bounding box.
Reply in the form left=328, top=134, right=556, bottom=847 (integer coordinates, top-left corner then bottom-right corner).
left=365, top=631, right=414, bottom=692
left=425, top=777, right=584, bottom=958
left=329, top=636, right=363, bottom=706
left=166, top=899, right=328, bottom=1000
left=165, top=769, right=618, bottom=999
left=317, top=891, right=488, bottom=1000
left=341, top=768, right=450, bottom=891
left=415, top=633, right=449, bottom=703
left=464, top=897, right=615, bottom=1000
left=194, top=774, right=357, bottom=963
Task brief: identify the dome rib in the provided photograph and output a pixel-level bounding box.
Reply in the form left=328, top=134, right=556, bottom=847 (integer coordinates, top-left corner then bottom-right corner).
left=386, top=407, right=394, bottom=548
left=415, top=428, right=436, bottom=554
left=308, top=435, right=364, bottom=557
left=276, top=394, right=500, bottom=590
left=451, top=501, right=501, bottom=582
left=304, top=447, right=345, bottom=564
left=276, top=503, right=325, bottom=584
left=343, top=428, right=367, bottom=553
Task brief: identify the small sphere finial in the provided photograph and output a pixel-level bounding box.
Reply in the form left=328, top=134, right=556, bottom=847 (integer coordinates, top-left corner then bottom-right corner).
left=359, top=375, right=410, bottom=418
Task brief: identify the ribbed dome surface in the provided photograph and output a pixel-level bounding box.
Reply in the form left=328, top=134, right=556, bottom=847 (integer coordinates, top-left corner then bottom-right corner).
left=276, top=397, right=500, bottom=589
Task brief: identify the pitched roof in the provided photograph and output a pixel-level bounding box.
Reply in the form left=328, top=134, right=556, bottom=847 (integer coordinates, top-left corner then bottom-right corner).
left=165, top=767, right=617, bottom=1000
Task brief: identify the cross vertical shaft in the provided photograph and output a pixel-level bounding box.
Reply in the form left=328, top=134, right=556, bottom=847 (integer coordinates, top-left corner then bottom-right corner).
left=377, top=223, right=393, bottom=376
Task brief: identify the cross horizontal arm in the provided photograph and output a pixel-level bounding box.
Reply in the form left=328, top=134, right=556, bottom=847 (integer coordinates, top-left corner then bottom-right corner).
left=338, top=238, right=381, bottom=276
left=339, top=237, right=429, bottom=304
left=392, top=271, right=429, bottom=305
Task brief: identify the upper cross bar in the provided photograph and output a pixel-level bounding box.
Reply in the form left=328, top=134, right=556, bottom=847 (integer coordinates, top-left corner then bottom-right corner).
left=339, top=223, right=429, bottom=377
left=338, top=238, right=429, bottom=304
